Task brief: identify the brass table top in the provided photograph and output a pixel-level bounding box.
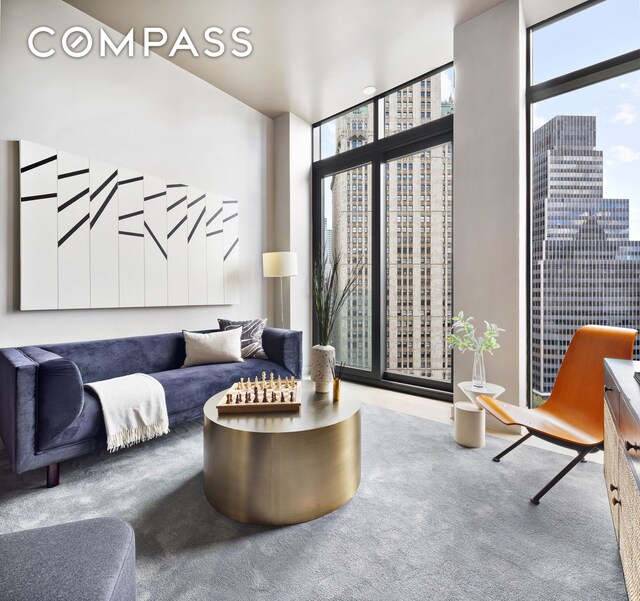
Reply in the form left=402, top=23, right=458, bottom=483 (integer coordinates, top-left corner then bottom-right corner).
left=203, top=379, right=361, bottom=433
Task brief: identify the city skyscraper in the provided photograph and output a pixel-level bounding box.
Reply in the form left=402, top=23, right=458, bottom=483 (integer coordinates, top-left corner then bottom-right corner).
left=531, top=115, right=640, bottom=400
left=327, top=74, right=453, bottom=380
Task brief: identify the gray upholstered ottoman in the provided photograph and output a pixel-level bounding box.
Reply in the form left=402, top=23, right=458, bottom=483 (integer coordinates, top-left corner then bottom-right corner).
left=0, top=517, right=136, bottom=601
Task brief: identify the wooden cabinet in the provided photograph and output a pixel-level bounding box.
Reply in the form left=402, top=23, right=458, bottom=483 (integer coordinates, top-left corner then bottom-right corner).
left=604, top=359, right=640, bottom=601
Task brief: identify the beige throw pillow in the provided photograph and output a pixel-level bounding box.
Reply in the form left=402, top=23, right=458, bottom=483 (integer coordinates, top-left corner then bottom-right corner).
left=183, top=328, right=244, bottom=367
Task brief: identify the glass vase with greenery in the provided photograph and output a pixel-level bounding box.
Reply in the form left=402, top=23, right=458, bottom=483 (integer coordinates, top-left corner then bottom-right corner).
left=447, top=311, right=504, bottom=388
left=311, top=247, right=363, bottom=392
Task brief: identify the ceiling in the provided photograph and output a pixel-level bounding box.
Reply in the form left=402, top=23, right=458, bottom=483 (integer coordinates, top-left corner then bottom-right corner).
left=63, top=0, right=585, bottom=123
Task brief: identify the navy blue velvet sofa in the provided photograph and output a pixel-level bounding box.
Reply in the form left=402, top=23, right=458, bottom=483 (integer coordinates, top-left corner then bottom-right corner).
left=0, top=327, right=302, bottom=486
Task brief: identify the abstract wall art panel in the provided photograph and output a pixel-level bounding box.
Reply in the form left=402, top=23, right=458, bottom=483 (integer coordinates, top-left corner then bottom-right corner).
left=187, top=187, right=208, bottom=306
left=143, top=175, right=168, bottom=307
left=20, top=141, right=58, bottom=310
left=222, top=197, right=240, bottom=304
left=19, top=140, right=241, bottom=310
left=206, top=192, right=225, bottom=305
left=57, top=151, right=90, bottom=309
left=90, top=159, right=120, bottom=308
left=118, top=168, right=145, bottom=307
left=167, top=183, right=189, bottom=306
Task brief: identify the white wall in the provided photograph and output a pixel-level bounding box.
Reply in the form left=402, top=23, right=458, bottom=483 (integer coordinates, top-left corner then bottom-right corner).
left=0, top=0, right=272, bottom=346
left=272, top=112, right=312, bottom=372
left=453, top=0, right=527, bottom=431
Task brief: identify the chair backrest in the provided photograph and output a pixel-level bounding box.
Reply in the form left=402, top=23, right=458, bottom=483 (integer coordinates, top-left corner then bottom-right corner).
left=544, top=325, right=636, bottom=432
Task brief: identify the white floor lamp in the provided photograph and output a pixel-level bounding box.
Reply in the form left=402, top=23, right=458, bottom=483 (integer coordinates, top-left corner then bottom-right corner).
left=263, top=251, right=298, bottom=328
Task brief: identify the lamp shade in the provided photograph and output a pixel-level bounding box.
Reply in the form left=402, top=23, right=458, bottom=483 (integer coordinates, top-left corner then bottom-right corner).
left=263, top=251, right=298, bottom=278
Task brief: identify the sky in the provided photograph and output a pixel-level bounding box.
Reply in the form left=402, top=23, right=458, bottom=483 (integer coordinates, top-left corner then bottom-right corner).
left=532, top=0, right=640, bottom=239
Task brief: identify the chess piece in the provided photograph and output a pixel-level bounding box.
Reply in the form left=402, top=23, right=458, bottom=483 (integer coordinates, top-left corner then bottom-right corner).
left=245, top=391, right=250, bottom=403
left=290, top=391, right=294, bottom=402
left=270, top=372, right=275, bottom=387
left=236, top=393, right=242, bottom=404
left=277, top=375, right=282, bottom=389
left=226, top=392, right=232, bottom=404
left=253, top=386, right=259, bottom=403
left=240, top=377, right=244, bottom=389
left=280, top=391, right=285, bottom=402
left=271, top=391, right=276, bottom=403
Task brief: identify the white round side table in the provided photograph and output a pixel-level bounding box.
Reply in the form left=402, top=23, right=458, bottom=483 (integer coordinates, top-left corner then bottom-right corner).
left=453, top=381, right=505, bottom=449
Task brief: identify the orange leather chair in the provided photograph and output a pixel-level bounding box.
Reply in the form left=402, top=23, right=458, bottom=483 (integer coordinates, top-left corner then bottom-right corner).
left=476, top=325, right=637, bottom=504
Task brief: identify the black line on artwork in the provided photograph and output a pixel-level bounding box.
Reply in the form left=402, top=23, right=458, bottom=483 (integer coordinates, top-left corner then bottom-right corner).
left=187, top=194, right=206, bottom=208
left=206, top=229, right=223, bottom=237
left=223, top=238, right=239, bottom=261
left=119, top=231, right=144, bottom=238
left=144, top=191, right=167, bottom=201
left=21, top=154, right=56, bottom=173
left=167, top=195, right=187, bottom=211
left=90, top=183, right=118, bottom=229
left=21, top=193, right=57, bottom=202
left=90, top=170, right=118, bottom=201
left=119, top=176, right=143, bottom=186
left=58, top=213, right=90, bottom=247
left=187, top=207, right=206, bottom=242
left=118, top=210, right=144, bottom=221
left=167, top=183, right=187, bottom=188
left=58, top=168, right=89, bottom=180
left=222, top=212, right=238, bottom=223
left=222, top=200, right=238, bottom=204
left=144, top=222, right=168, bottom=259
left=58, top=187, right=89, bottom=212
left=206, top=207, right=223, bottom=226
left=167, top=215, right=187, bottom=239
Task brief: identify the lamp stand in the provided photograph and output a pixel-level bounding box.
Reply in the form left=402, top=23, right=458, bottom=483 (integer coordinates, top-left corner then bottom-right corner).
left=279, top=276, right=284, bottom=329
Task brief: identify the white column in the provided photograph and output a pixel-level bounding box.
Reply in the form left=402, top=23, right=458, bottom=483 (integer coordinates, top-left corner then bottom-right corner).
left=453, top=0, right=527, bottom=432
left=272, top=112, right=312, bottom=372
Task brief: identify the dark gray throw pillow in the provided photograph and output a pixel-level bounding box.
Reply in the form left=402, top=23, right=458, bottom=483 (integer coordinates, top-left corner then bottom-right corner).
left=218, top=318, right=268, bottom=359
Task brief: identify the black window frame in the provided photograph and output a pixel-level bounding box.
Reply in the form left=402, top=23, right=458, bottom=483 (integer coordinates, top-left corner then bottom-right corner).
left=526, top=0, right=640, bottom=406
left=312, top=63, right=454, bottom=402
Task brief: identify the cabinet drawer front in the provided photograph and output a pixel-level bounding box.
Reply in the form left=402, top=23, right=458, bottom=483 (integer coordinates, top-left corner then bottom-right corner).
left=619, top=452, right=640, bottom=601
left=605, top=368, right=620, bottom=417
left=620, top=396, right=640, bottom=488
left=604, top=404, right=620, bottom=541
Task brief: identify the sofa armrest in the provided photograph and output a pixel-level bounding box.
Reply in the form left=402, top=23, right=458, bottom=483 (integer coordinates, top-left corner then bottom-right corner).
left=0, top=348, right=37, bottom=473
left=262, top=328, right=303, bottom=378
left=19, top=347, right=85, bottom=452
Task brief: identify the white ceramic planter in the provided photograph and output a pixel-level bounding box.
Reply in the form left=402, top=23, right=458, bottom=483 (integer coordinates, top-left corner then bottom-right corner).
left=311, top=345, right=335, bottom=393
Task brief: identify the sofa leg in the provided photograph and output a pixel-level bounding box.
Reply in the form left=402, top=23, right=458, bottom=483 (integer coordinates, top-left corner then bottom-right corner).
left=46, top=463, right=60, bottom=488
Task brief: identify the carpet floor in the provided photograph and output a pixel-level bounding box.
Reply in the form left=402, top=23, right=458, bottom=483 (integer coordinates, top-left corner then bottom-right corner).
left=0, top=404, right=626, bottom=601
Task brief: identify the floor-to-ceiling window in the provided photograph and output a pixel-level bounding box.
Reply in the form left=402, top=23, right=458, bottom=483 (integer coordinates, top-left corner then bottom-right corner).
left=312, top=66, right=454, bottom=399
left=528, top=0, right=640, bottom=406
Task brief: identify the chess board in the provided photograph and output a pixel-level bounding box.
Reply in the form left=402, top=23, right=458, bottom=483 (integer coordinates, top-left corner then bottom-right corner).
left=216, top=379, right=302, bottom=414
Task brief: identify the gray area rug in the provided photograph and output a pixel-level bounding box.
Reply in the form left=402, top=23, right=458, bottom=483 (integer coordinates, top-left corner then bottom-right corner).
left=0, top=404, right=625, bottom=601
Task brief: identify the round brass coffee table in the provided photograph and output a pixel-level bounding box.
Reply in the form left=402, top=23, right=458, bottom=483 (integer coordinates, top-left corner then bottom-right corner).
left=203, top=380, right=361, bottom=525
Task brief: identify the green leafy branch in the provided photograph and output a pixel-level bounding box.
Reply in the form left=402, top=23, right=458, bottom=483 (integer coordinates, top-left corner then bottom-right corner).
left=446, top=311, right=504, bottom=356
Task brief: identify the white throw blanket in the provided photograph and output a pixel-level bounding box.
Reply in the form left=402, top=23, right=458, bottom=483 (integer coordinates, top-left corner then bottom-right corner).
left=85, top=373, right=169, bottom=452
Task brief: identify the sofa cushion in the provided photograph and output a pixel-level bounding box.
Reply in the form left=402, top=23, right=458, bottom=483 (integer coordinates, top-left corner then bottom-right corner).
left=183, top=329, right=243, bottom=367
left=41, top=332, right=187, bottom=383
left=40, top=390, right=105, bottom=450
left=218, top=318, right=268, bottom=358
left=152, top=358, right=297, bottom=416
